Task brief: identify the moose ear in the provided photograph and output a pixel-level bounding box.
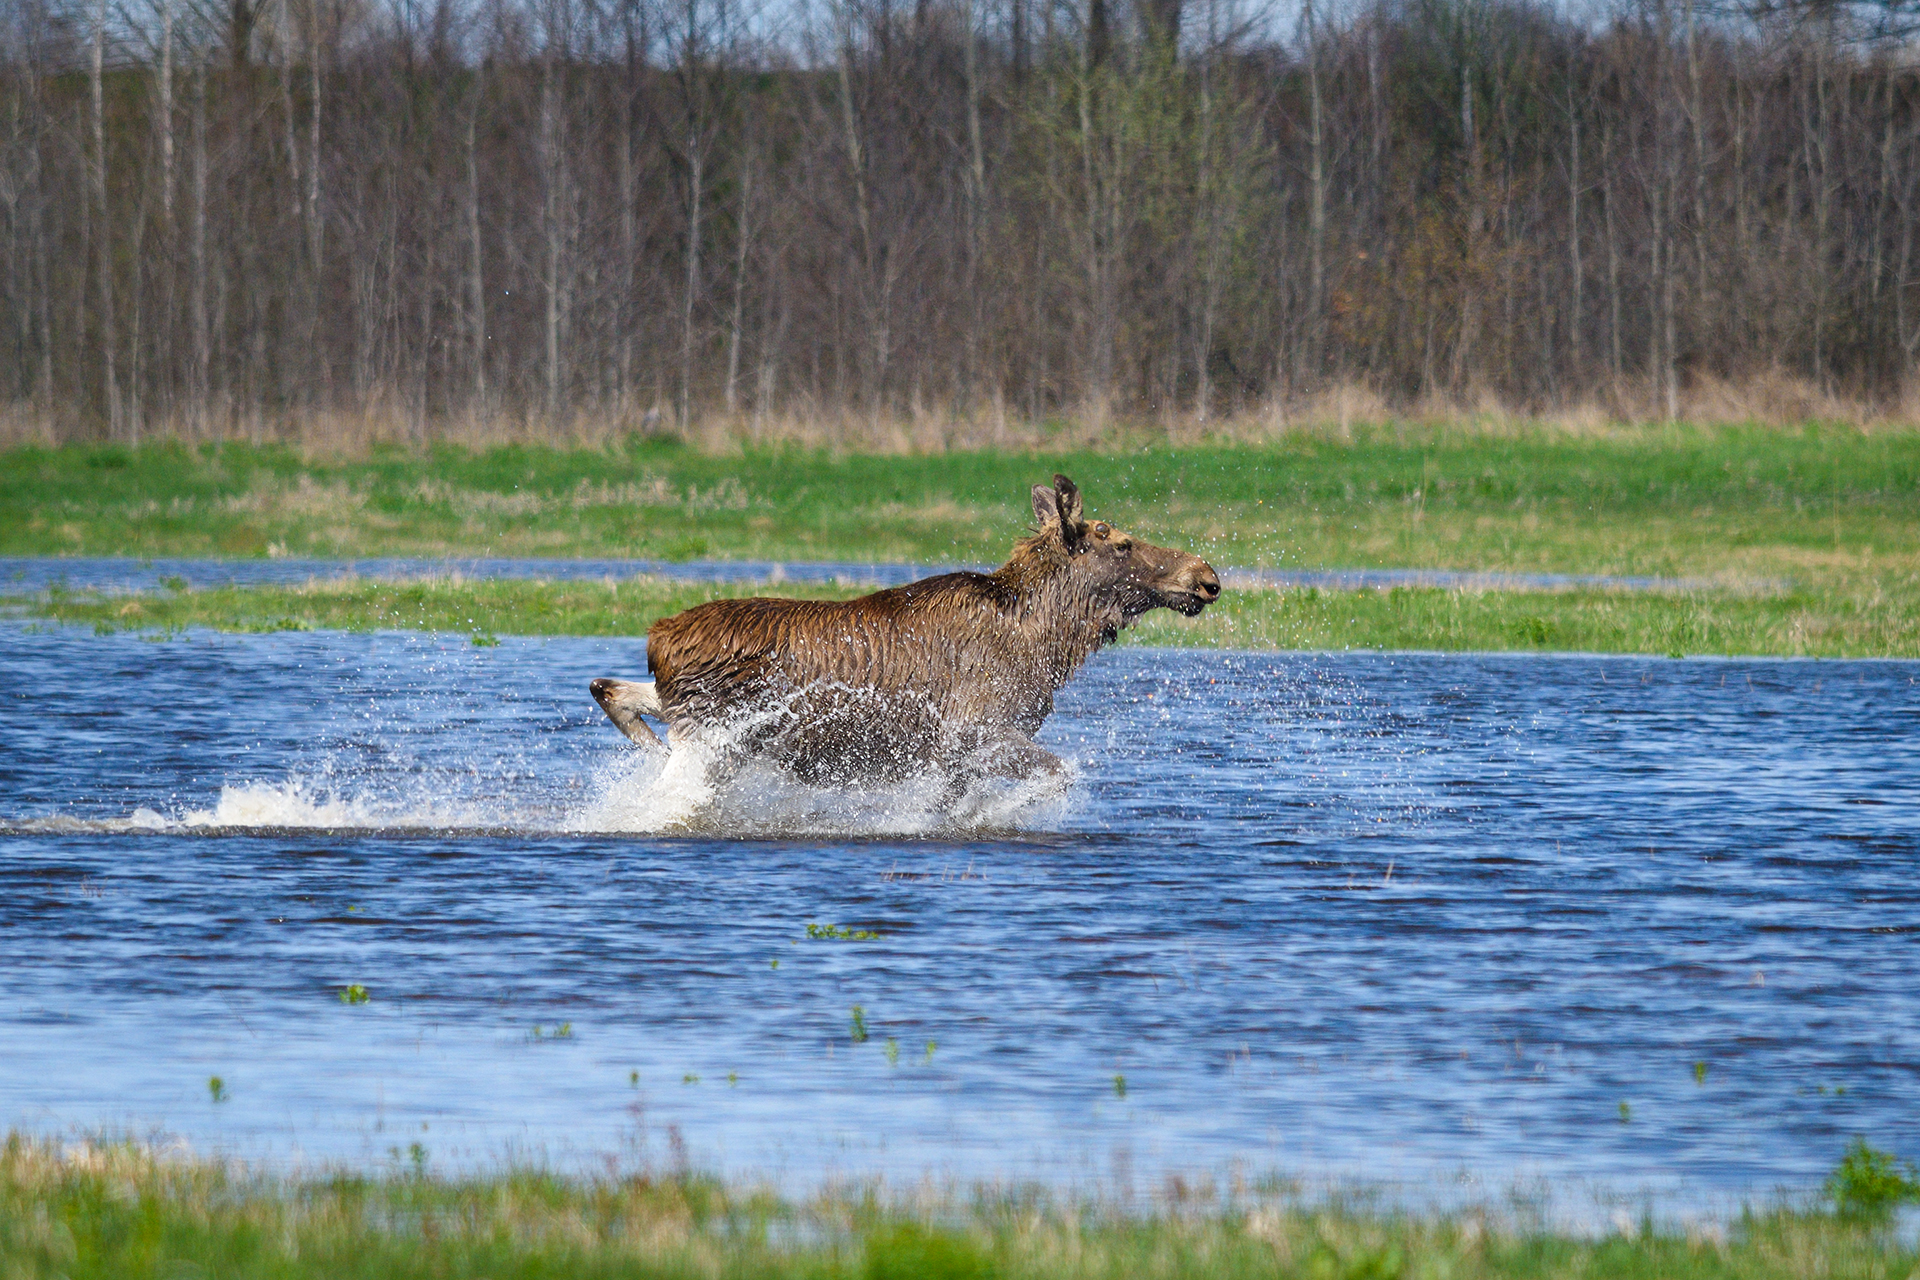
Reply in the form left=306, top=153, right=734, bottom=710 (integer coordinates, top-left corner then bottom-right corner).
left=1052, top=474, right=1084, bottom=525
left=1031, top=483, right=1062, bottom=526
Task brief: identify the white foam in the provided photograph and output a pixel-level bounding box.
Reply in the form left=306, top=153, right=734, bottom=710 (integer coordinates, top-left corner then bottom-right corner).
left=179, top=779, right=427, bottom=830
left=559, top=689, right=1078, bottom=836
left=570, top=732, right=1073, bottom=837
left=0, top=811, right=181, bottom=835
left=44, top=722, right=1074, bottom=839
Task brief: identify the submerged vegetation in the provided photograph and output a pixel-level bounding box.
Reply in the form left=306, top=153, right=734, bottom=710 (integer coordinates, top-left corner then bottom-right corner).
left=1, top=1134, right=1917, bottom=1280
left=807, top=923, right=883, bottom=940
left=2, top=430, right=1915, bottom=656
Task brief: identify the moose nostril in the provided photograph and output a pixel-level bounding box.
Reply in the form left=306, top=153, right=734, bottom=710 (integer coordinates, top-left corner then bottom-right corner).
left=1198, top=577, right=1220, bottom=598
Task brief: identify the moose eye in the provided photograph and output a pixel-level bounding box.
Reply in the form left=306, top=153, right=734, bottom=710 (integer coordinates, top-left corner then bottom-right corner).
left=1093, top=522, right=1111, bottom=539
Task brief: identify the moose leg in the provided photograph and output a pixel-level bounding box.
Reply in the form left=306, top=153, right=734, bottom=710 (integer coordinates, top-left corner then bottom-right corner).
left=965, top=732, right=1067, bottom=783
left=590, top=678, right=666, bottom=750
left=934, top=731, right=1070, bottom=813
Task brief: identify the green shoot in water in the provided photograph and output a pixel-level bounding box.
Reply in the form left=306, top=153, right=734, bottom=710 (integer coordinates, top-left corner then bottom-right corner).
left=807, top=923, right=880, bottom=940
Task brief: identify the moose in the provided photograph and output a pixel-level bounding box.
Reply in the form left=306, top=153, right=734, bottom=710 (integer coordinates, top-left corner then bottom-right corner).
left=589, top=474, right=1221, bottom=788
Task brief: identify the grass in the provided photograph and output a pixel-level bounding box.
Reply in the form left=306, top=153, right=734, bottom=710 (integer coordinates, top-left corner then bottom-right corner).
left=2, top=425, right=1916, bottom=655
left=3, top=427, right=1915, bottom=573
left=12, top=572, right=1915, bottom=657
left=2, top=1133, right=1916, bottom=1280
left=1827, top=1140, right=1920, bottom=1221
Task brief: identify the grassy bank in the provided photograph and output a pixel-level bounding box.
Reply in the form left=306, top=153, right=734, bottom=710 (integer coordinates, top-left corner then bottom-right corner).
left=14, top=573, right=1917, bottom=657
left=2, top=1135, right=1915, bottom=1280
left=4, top=426, right=1916, bottom=655
left=3, top=427, right=1916, bottom=578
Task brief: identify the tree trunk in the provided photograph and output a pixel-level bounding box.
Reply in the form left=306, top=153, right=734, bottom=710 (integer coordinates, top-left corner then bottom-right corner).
left=308, top=0, right=323, bottom=271
left=680, top=132, right=703, bottom=427
left=1305, top=0, right=1325, bottom=387
left=962, top=0, right=987, bottom=407
left=618, top=18, right=640, bottom=406
left=466, top=67, right=487, bottom=408
left=160, top=0, right=174, bottom=230
left=835, top=0, right=885, bottom=416
left=541, top=46, right=566, bottom=420
left=193, top=55, right=210, bottom=434
left=725, top=146, right=753, bottom=416
left=1011, top=0, right=1027, bottom=82
left=1076, top=23, right=1109, bottom=415
left=1602, top=122, right=1621, bottom=383
left=90, top=0, right=121, bottom=440
left=278, top=20, right=305, bottom=409
left=1684, top=0, right=1708, bottom=341
left=1565, top=79, right=1583, bottom=380
left=1194, top=0, right=1221, bottom=421
left=27, top=74, right=52, bottom=410
left=1087, top=0, right=1110, bottom=70
left=1453, top=58, right=1479, bottom=394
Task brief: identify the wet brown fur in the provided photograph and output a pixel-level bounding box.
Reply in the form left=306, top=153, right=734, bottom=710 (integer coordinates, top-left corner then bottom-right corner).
left=633, top=475, right=1220, bottom=784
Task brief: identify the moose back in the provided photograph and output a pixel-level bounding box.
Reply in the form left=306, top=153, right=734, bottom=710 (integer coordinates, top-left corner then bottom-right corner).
left=590, top=474, right=1222, bottom=787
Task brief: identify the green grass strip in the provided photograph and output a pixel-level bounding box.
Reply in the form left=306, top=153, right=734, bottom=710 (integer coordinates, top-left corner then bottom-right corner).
left=11, top=574, right=1915, bottom=657
left=7, top=428, right=1916, bottom=655
left=3, top=431, right=1916, bottom=582
left=1, top=1134, right=1914, bottom=1280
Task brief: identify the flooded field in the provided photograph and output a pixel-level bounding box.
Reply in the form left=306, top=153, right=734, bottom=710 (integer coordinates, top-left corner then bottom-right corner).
left=1, top=619, right=1916, bottom=1212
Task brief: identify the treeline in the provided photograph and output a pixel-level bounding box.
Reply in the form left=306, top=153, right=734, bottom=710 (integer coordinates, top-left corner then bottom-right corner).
left=3, top=0, right=1920, bottom=443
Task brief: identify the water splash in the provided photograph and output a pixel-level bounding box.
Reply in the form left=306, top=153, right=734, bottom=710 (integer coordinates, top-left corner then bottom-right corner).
left=570, top=742, right=1072, bottom=837
left=179, top=777, right=520, bottom=831
left=26, top=715, right=1076, bottom=839
left=573, top=687, right=1076, bottom=837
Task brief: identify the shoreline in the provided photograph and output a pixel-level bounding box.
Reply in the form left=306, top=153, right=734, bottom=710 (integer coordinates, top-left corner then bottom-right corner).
left=5, top=574, right=1907, bottom=658
left=0, top=554, right=1743, bottom=595
left=1, top=1133, right=1913, bottom=1279
left=5, top=434, right=1913, bottom=656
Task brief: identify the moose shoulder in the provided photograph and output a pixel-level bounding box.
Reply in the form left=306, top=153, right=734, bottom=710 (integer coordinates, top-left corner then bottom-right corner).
left=589, top=474, right=1221, bottom=787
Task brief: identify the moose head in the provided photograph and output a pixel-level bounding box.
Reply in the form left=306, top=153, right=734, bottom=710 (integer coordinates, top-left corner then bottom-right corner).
left=1030, top=473, right=1222, bottom=621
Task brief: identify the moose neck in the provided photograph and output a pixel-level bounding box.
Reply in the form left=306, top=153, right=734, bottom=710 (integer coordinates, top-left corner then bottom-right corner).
left=994, top=531, right=1127, bottom=692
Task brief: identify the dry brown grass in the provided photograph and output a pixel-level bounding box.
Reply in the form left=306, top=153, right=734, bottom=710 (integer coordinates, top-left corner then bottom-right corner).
left=8, top=372, right=1920, bottom=457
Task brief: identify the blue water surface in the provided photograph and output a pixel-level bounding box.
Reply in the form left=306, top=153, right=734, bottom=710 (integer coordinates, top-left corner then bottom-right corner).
left=0, top=620, right=1915, bottom=1214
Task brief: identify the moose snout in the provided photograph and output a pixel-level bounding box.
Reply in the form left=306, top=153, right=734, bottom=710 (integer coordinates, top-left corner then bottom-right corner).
left=1170, top=561, right=1221, bottom=615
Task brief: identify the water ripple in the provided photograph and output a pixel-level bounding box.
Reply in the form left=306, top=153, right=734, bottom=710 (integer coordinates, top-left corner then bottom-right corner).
left=0, top=621, right=1915, bottom=1211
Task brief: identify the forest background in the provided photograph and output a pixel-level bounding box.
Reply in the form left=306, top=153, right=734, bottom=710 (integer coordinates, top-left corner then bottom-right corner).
left=5, top=0, right=1920, bottom=445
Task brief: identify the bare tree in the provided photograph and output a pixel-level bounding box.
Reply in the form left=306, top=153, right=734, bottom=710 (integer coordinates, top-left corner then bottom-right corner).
left=9, top=0, right=1920, bottom=443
